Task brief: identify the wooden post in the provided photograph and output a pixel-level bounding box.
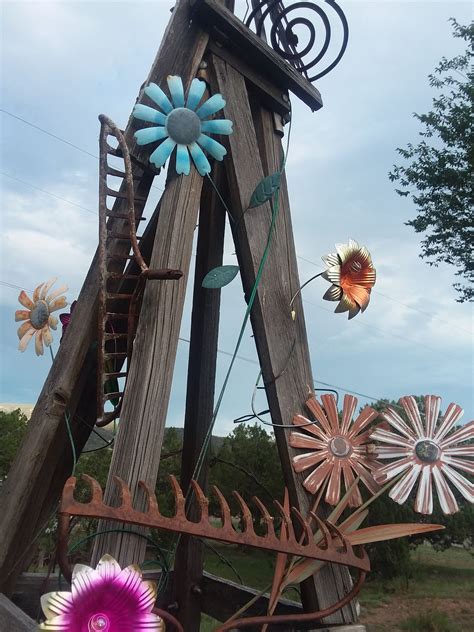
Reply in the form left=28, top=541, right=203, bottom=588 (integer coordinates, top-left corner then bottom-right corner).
left=172, top=166, right=226, bottom=630
left=211, top=55, right=357, bottom=625
left=91, top=164, right=205, bottom=565
left=0, top=0, right=208, bottom=592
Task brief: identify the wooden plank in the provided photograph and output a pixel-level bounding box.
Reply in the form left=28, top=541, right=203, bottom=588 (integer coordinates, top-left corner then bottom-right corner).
left=191, top=0, right=323, bottom=111
left=12, top=571, right=302, bottom=623
left=171, top=165, right=226, bottom=631
left=210, top=55, right=357, bottom=625
left=0, top=0, right=206, bottom=593
left=91, top=167, right=205, bottom=566
left=0, top=594, right=37, bottom=632
left=207, top=41, right=291, bottom=118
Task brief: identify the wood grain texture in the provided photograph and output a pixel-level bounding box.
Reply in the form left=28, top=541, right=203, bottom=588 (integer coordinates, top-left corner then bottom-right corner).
left=91, top=165, right=205, bottom=566
left=171, top=166, right=226, bottom=631
left=0, top=594, right=36, bottom=632
left=0, top=0, right=207, bottom=593
left=191, top=0, right=323, bottom=111
left=210, top=54, right=357, bottom=625
left=0, top=170, right=154, bottom=593
left=12, top=571, right=302, bottom=624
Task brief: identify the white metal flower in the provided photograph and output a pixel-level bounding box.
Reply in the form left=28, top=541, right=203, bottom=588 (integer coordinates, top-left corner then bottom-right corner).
left=133, top=75, right=233, bottom=176
left=15, top=278, right=68, bottom=356
left=371, top=395, right=474, bottom=514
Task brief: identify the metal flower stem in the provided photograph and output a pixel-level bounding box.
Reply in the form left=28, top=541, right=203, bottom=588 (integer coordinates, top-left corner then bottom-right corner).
left=289, top=271, right=324, bottom=308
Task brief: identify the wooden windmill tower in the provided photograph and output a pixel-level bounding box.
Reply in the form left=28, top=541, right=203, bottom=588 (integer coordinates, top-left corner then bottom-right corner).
left=0, top=0, right=362, bottom=629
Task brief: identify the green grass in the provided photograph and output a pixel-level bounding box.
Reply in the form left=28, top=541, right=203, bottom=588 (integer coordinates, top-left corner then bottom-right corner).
left=360, top=544, right=474, bottom=609
left=197, top=543, right=473, bottom=631
left=400, top=610, right=460, bottom=632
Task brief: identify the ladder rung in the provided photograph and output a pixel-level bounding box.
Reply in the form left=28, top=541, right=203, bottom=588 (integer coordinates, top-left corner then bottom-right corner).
left=106, top=293, right=133, bottom=300
left=104, top=333, right=129, bottom=340
left=107, top=272, right=141, bottom=280
left=103, top=391, right=123, bottom=401
left=107, top=254, right=134, bottom=261
left=104, top=352, right=128, bottom=358
left=106, top=166, right=126, bottom=178
left=104, top=372, right=128, bottom=379
left=105, top=312, right=129, bottom=319
left=107, top=187, right=147, bottom=203
left=105, top=212, right=146, bottom=221
left=109, top=232, right=143, bottom=240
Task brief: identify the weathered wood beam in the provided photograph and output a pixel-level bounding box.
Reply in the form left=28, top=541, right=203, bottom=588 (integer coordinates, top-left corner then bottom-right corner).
left=12, top=571, right=302, bottom=624
left=90, top=173, right=206, bottom=566
left=171, top=165, right=227, bottom=630
left=191, top=0, right=323, bottom=111
left=0, top=594, right=36, bottom=632
left=210, top=55, right=357, bottom=625
left=0, top=0, right=205, bottom=594
left=0, top=170, right=154, bottom=593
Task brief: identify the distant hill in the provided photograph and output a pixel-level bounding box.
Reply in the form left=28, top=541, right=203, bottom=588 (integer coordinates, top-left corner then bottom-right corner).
left=167, top=426, right=226, bottom=452
left=0, top=403, right=35, bottom=418
left=84, top=425, right=226, bottom=452
left=0, top=406, right=226, bottom=453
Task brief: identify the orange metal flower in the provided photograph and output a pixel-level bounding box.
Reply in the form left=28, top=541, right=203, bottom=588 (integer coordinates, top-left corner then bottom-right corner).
left=289, top=394, right=381, bottom=507
left=371, top=395, right=474, bottom=515
left=15, top=278, right=68, bottom=356
left=322, top=239, right=376, bottom=319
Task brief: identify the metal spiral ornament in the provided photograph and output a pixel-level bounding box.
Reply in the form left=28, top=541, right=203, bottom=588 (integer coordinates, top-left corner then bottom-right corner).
left=245, top=0, right=349, bottom=82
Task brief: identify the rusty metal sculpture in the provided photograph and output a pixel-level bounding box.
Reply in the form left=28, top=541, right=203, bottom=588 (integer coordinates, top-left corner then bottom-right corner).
left=57, top=475, right=369, bottom=629
left=97, top=115, right=183, bottom=426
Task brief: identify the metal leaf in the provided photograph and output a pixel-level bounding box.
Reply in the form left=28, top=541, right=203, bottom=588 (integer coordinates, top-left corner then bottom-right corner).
left=281, top=510, right=368, bottom=589
left=346, top=523, right=444, bottom=546
left=248, top=172, right=281, bottom=208
left=202, top=265, right=239, bottom=289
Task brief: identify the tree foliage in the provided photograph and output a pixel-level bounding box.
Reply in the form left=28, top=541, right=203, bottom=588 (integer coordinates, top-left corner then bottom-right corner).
left=389, top=19, right=474, bottom=301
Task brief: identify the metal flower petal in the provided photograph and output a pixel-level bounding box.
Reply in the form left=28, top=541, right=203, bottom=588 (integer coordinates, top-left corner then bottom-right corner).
left=133, top=75, right=233, bottom=176
left=371, top=395, right=474, bottom=514
left=322, top=239, right=376, bottom=319
left=39, top=555, right=163, bottom=631
left=289, top=394, right=381, bottom=506
left=14, top=278, right=68, bottom=356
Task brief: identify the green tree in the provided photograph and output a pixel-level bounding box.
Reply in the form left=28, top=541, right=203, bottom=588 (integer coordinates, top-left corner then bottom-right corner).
left=389, top=19, right=474, bottom=302
left=0, top=409, right=28, bottom=482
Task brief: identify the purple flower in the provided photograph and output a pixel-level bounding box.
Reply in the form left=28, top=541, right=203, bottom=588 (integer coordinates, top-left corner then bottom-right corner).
left=39, top=555, right=163, bottom=631
left=59, top=300, right=77, bottom=341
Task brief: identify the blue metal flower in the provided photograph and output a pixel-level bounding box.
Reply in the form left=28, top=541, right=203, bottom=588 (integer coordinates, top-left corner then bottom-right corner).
left=133, top=75, right=233, bottom=176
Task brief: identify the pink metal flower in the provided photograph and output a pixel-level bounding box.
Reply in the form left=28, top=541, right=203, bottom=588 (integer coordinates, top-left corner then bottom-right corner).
left=289, top=394, right=381, bottom=507
left=39, top=554, right=163, bottom=631
left=371, top=395, right=474, bottom=515
left=59, top=300, right=77, bottom=341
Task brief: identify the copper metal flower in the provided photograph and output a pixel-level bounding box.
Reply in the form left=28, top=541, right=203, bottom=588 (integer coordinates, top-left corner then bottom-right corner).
left=322, top=239, right=376, bottom=319
left=15, top=278, right=68, bottom=356
left=39, top=554, right=163, bottom=631
left=371, top=395, right=474, bottom=515
left=289, top=394, right=381, bottom=507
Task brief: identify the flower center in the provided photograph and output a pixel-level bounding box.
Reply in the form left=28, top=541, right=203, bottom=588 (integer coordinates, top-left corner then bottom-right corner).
left=166, top=107, right=201, bottom=145
left=415, top=439, right=440, bottom=463
left=88, top=614, right=110, bottom=631
left=29, top=300, right=49, bottom=329
left=329, top=436, right=351, bottom=457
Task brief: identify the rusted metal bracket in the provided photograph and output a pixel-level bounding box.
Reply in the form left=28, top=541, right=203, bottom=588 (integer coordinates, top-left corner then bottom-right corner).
left=97, top=115, right=183, bottom=426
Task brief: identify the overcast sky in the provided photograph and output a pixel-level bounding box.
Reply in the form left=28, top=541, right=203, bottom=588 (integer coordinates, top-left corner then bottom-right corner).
left=1, top=0, right=472, bottom=436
